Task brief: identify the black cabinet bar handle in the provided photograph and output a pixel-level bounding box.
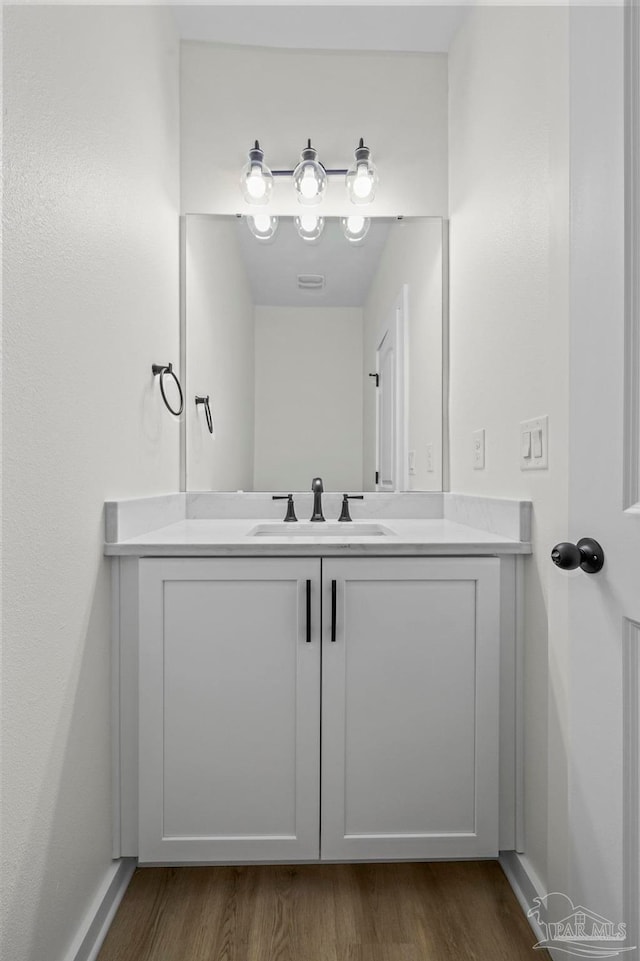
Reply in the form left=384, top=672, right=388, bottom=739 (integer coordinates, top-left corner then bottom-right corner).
left=306, top=579, right=311, bottom=643
left=331, top=580, right=337, bottom=643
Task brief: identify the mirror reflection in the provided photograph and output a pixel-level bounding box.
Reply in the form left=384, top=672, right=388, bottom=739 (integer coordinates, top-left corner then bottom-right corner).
left=185, top=215, right=444, bottom=492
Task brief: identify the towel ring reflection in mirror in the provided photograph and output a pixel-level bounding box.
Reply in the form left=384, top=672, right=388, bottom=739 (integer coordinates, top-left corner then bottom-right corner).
left=151, top=363, right=184, bottom=416
left=195, top=395, right=214, bottom=434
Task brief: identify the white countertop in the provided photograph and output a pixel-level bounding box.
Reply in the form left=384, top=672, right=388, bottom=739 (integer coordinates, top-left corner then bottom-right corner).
left=104, top=517, right=531, bottom=556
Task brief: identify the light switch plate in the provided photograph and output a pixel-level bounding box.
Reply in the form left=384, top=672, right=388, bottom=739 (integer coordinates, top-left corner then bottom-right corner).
left=520, top=415, right=548, bottom=470
left=472, top=429, right=485, bottom=470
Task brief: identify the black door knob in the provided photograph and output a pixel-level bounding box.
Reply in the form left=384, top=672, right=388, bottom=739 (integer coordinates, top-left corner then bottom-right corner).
left=551, top=538, right=604, bottom=574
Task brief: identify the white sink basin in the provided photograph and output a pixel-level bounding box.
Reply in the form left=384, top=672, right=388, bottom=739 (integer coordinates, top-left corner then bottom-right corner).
left=248, top=522, right=392, bottom=538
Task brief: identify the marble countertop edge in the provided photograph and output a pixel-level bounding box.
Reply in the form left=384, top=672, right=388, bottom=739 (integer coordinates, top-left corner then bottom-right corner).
left=104, top=517, right=532, bottom=557
left=105, top=542, right=532, bottom=557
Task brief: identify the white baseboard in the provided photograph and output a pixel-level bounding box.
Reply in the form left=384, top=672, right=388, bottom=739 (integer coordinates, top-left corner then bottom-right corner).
left=64, top=858, right=136, bottom=961
left=499, top=850, right=564, bottom=961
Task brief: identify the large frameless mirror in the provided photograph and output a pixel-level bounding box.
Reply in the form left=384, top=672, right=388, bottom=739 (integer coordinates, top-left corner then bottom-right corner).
left=182, top=214, right=447, bottom=492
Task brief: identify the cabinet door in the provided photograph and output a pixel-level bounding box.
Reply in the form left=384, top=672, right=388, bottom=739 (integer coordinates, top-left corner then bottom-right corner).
left=321, top=557, right=501, bottom=860
left=138, top=557, right=321, bottom=863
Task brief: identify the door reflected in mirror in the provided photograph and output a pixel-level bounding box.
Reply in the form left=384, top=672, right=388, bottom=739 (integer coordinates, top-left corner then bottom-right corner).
left=185, top=215, right=445, bottom=492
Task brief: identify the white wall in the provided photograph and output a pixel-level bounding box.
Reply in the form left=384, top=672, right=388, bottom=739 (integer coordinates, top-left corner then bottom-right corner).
left=254, top=306, right=363, bottom=492
left=186, top=216, right=255, bottom=490
left=2, top=8, right=179, bottom=961
left=180, top=42, right=448, bottom=218
left=448, top=7, right=570, bottom=894
left=363, top=219, right=443, bottom=492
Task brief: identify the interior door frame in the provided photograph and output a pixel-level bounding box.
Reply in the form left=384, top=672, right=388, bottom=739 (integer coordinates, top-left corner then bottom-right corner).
left=625, top=0, right=640, bottom=515
left=624, top=0, right=640, bottom=952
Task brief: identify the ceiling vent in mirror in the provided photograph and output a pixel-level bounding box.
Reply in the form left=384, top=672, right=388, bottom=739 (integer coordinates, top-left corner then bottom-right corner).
left=297, top=274, right=325, bottom=290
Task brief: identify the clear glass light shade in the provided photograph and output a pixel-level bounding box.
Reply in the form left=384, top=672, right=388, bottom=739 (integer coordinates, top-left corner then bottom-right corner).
left=240, top=142, right=273, bottom=205
left=345, top=140, right=378, bottom=205
left=341, top=215, right=370, bottom=244
left=247, top=214, right=279, bottom=242
left=295, top=214, right=325, bottom=242
left=293, top=143, right=327, bottom=206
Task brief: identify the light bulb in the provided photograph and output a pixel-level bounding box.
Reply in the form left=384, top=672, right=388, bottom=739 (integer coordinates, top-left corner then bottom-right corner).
left=247, top=214, right=278, bottom=241
left=295, top=214, right=325, bottom=242
left=341, top=215, right=370, bottom=243
left=352, top=165, right=374, bottom=200
left=293, top=141, right=327, bottom=206
left=246, top=165, right=267, bottom=200
left=346, top=139, right=378, bottom=205
left=253, top=214, right=272, bottom=233
left=300, top=166, right=319, bottom=200
left=240, top=141, right=273, bottom=206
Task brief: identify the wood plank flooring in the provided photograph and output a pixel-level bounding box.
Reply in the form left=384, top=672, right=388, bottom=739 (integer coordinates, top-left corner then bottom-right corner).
left=98, top=861, right=549, bottom=961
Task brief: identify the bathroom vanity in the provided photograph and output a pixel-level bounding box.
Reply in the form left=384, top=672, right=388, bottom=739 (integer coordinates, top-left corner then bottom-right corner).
left=106, top=492, right=531, bottom=866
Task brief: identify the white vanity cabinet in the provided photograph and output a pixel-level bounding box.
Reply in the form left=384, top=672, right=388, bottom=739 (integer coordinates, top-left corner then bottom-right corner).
left=134, top=555, right=501, bottom=864
left=137, top=557, right=322, bottom=863
left=320, top=557, right=501, bottom=860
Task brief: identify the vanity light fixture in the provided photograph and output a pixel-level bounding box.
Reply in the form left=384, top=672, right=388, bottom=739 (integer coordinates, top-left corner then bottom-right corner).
left=247, top=213, right=279, bottom=241
left=240, top=141, right=274, bottom=205
left=295, top=213, right=325, bottom=242
left=345, top=138, right=379, bottom=204
left=240, top=138, right=378, bottom=209
left=341, top=215, right=370, bottom=244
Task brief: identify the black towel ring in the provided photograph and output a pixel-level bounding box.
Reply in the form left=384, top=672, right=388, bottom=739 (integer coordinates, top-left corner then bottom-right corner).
left=151, top=363, right=184, bottom=416
left=195, top=395, right=213, bottom=434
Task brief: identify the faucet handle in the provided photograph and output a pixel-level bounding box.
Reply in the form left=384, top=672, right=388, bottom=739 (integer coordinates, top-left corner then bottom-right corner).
left=272, top=494, right=297, bottom=522
left=338, top=493, right=364, bottom=522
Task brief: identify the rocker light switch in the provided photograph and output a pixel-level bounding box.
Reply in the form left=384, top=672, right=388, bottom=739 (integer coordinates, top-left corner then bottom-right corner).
left=532, top=428, right=543, bottom=458
left=520, top=416, right=548, bottom=470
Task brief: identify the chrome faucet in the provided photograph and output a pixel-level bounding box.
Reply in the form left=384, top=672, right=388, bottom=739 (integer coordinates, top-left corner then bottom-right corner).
left=310, top=477, right=325, bottom=522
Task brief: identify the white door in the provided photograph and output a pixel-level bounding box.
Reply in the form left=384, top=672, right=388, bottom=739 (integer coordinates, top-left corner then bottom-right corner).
left=375, top=288, right=408, bottom=491
left=558, top=6, right=640, bottom=951
left=320, top=557, right=501, bottom=860
left=376, top=327, right=396, bottom=491
left=137, top=557, right=321, bottom=863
